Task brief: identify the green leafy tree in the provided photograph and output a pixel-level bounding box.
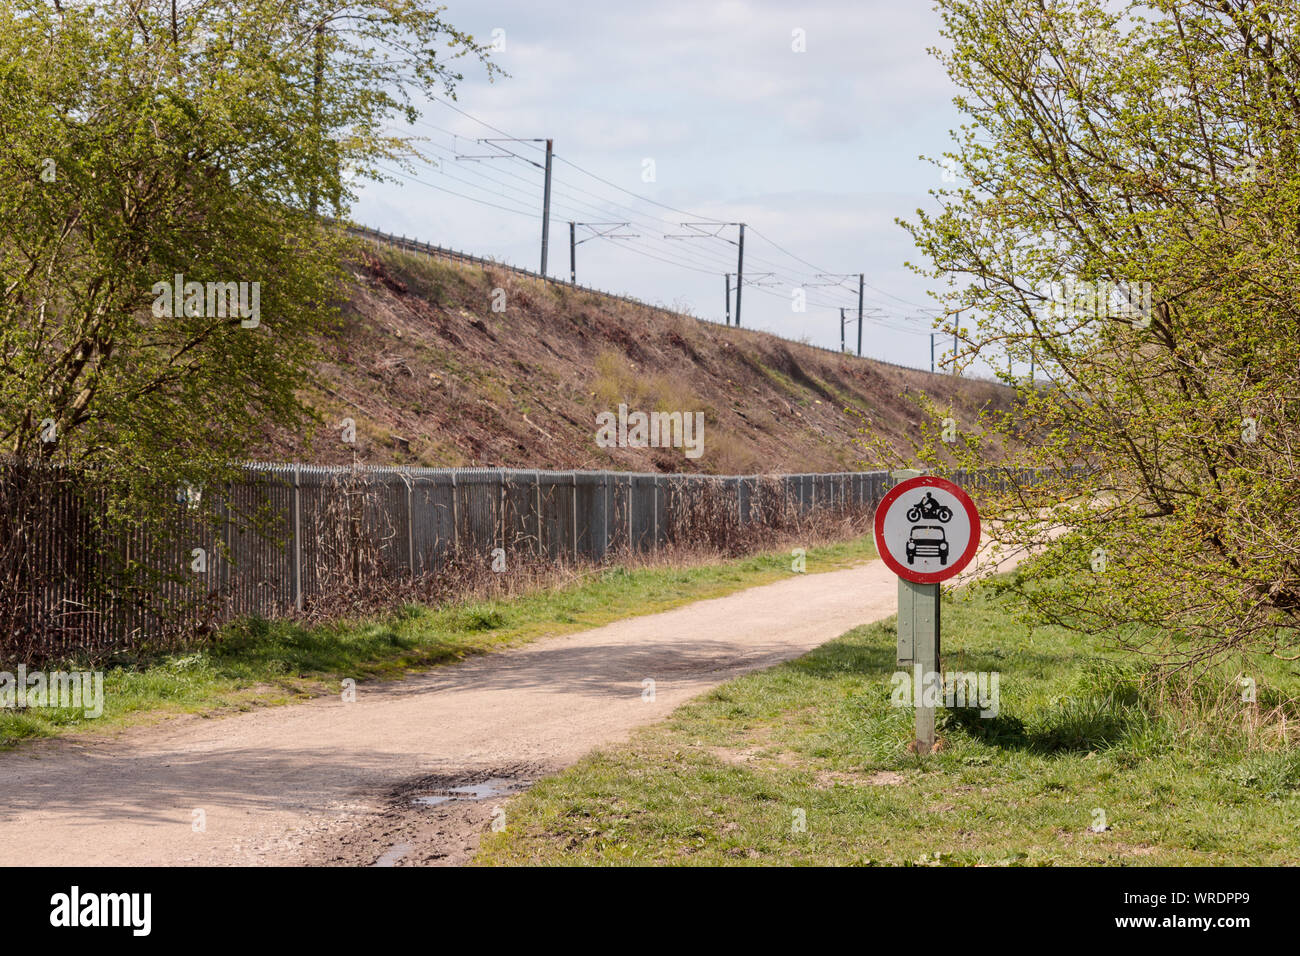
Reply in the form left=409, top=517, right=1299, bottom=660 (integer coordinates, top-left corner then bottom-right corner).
left=894, top=0, right=1300, bottom=669
left=0, top=1, right=498, bottom=651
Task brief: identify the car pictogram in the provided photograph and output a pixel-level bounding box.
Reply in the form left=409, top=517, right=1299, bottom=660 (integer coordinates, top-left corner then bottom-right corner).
left=905, top=525, right=949, bottom=565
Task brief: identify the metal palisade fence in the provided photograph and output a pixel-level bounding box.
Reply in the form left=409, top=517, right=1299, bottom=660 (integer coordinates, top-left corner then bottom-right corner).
left=233, top=464, right=892, bottom=617
left=1, top=461, right=1056, bottom=662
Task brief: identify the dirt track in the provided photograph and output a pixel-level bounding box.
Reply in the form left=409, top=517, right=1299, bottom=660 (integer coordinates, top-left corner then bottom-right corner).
left=0, top=554, right=1009, bottom=866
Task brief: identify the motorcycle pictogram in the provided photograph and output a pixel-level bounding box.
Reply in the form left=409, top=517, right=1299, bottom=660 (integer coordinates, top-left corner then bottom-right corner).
left=905, top=491, right=953, bottom=524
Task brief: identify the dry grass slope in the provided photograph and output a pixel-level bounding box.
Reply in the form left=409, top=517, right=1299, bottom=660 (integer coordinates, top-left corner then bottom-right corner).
left=252, top=240, right=1020, bottom=473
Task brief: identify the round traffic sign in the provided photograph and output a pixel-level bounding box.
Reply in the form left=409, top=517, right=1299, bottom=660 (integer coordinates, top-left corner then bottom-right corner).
left=873, top=475, right=981, bottom=584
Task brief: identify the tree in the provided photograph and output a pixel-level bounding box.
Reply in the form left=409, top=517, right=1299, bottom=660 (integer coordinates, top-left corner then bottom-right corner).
left=898, top=0, right=1300, bottom=669
left=0, top=1, right=498, bottom=651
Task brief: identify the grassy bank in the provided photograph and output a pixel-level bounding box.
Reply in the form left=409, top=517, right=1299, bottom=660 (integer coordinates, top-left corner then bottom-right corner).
left=0, top=536, right=875, bottom=748
left=476, top=580, right=1300, bottom=866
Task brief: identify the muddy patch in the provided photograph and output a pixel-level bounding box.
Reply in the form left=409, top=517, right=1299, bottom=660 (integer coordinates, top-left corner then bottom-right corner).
left=814, top=769, right=906, bottom=789
left=301, top=763, right=549, bottom=867
left=411, top=778, right=518, bottom=808
left=708, top=746, right=762, bottom=766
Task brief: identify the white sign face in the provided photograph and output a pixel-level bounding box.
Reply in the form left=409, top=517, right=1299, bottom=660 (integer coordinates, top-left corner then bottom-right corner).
left=873, top=476, right=981, bottom=584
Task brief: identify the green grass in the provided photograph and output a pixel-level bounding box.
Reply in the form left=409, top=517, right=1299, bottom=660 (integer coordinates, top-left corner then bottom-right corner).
left=0, top=536, right=875, bottom=749
left=476, top=580, right=1300, bottom=866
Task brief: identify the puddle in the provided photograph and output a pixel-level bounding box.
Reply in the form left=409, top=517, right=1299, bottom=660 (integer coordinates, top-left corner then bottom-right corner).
left=411, top=778, right=516, bottom=807
left=373, top=842, right=412, bottom=867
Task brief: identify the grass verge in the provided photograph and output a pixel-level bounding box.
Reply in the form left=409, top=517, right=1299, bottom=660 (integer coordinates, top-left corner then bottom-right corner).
left=0, top=536, right=875, bottom=749
left=475, top=579, right=1300, bottom=866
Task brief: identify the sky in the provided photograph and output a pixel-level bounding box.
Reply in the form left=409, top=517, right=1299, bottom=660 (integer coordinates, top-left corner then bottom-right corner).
left=352, top=0, right=975, bottom=373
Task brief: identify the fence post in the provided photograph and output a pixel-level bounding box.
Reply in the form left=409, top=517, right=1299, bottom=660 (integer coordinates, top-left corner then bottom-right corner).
left=405, top=470, right=415, bottom=578
left=534, top=470, right=543, bottom=555
left=604, top=471, right=613, bottom=558
left=571, top=471, right=579, bottom=563
left=499, top=470, right=506, bottom=551
left=292, top=465, right=302, bottom=612
left=652, top=476, right=659, bottom=550
left=450, top=470, right=459, bottom=553
left=219, top=481, right=231, bottom=616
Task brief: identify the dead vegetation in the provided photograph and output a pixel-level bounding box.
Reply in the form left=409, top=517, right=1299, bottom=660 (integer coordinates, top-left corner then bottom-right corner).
left=295, top=467, right=873, bottom=625
left=259, top=241, right=1021, bottom=472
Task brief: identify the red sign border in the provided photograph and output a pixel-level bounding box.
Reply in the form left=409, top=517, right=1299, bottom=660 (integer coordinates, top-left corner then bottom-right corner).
left=873, top=475, right=981, bottom=584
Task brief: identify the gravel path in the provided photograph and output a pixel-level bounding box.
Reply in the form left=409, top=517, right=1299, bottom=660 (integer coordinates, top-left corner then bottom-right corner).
left=0, top=553, right=1011, bottom=866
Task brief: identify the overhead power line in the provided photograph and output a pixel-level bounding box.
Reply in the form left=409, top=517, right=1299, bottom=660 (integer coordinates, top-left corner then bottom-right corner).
left=374, top=163, right=538, bottom=217
left=383, top=98, right=945, bottom=353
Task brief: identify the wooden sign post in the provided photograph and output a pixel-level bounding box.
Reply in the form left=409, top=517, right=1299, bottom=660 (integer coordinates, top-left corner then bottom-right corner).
left=897, top=578, right=941, bottom=750
left=874, top=475, right=981, bottom=753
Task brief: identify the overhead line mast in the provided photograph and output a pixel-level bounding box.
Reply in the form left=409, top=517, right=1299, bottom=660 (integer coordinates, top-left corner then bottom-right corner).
left=568, top=222, right=638, bottom=284
left=455, top=136, right=554, bottom=274
left=666, top=223, right=746, bottom=325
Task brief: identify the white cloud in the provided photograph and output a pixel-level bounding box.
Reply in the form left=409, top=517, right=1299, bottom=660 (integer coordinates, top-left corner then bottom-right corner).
left=354, top=0, right=972, bottom=366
